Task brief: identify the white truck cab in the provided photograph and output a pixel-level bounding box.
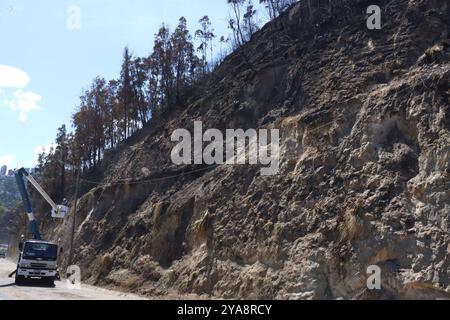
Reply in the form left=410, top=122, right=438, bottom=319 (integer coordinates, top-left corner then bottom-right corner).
left=16, top=240, right=61, bottom=285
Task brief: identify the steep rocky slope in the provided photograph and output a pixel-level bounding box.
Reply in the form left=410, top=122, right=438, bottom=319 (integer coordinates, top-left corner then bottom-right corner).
left=50, top=0, right=449, bottom=299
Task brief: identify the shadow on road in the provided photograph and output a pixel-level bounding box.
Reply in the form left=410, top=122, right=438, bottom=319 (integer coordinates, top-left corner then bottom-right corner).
left=0, top=283, right=15, bottom=288
left=15, top=280, right=56, bottom=288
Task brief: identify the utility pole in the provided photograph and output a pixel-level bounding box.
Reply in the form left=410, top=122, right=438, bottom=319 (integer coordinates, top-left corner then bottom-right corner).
left=68, top=165, right=81, bottom=267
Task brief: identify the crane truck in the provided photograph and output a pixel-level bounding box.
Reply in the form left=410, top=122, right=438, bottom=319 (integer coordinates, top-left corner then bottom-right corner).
left=12, top=167, right=68, bottom=286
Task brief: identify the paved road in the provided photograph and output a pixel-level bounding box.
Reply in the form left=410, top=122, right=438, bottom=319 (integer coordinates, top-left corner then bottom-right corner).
left=0, top=258, right=145, bottom=300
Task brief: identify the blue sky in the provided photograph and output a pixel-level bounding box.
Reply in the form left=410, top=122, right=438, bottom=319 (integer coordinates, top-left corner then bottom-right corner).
left=0, top=0, right=268, bottom=169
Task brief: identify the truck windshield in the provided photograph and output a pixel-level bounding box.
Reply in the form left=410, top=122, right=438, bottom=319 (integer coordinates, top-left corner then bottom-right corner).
left=23, top=243, right=57, bottom=261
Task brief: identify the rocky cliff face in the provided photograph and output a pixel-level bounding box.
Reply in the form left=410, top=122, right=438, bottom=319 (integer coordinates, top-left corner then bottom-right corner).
left=50, top=0, right=449, bottom=299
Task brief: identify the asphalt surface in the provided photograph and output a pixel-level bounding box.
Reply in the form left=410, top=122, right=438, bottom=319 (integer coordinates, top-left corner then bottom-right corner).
left=0, top=258, right=145, bottom=300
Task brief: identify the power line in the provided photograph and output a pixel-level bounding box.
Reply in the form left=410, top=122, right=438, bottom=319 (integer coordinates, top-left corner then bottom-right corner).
left=79, top=164, right=220, bottom=187
left=36, top=110, right=368, bottom=200
left=77, top=108, right=364, bottom=188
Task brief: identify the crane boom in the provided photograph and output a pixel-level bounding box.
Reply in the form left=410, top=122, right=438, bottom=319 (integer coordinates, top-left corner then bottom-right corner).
left=14, top=167, right=68, bottom=240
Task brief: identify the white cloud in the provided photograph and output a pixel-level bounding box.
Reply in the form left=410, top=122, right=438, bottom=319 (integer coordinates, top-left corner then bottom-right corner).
left=0, top=65, right=42, bottom=121
left=0, top=154, right=15, bottom=168
left=35, top=143, right=56, bottom=155
left=7, top=89, right=42, bottom=122
left=33, top=143, right=56, bottom=166
left=0, top=65, right=30, bottom=88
